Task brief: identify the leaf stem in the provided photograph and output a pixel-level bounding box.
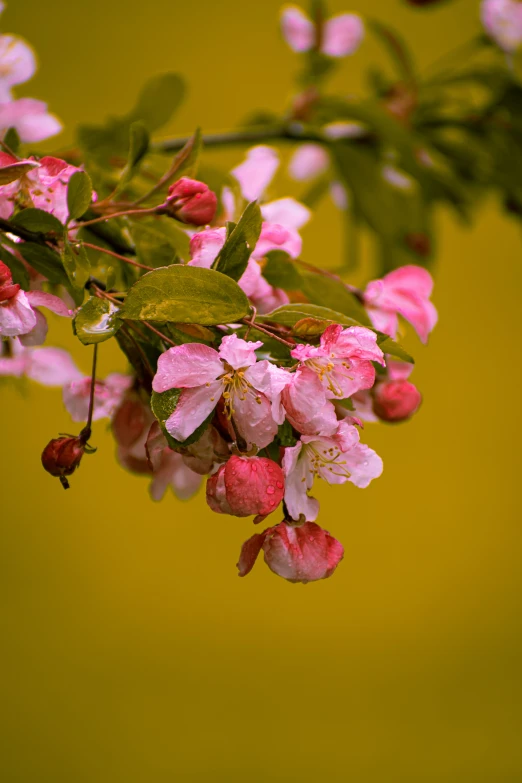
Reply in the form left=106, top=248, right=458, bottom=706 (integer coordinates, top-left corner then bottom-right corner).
left=81, top=241, right=153, bottom=272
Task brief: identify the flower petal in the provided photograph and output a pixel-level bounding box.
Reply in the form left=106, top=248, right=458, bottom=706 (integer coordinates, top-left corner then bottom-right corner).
left=280, top=5, right=315, bottom=52
left=164, top=381, right=222, bottom=442
left=153, top=343, right=223, bottom=392
left=322, top=13, right=364, bottom=57
left=231, top=145, right=279, bottom=202
left=260, top=198, right=311, bottom=230
left=218, top=333, right=262, bottom=370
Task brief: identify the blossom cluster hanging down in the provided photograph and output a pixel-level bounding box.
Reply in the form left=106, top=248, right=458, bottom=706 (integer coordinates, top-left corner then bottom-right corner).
left=1, top=0, right=519, bottom=583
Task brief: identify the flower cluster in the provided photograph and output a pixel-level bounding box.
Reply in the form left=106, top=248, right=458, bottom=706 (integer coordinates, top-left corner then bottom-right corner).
left=6, top=0, right=519, bottom=585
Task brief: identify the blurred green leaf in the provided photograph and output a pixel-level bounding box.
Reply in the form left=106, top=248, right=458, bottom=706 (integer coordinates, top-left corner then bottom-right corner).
left=11, top=208, right=64, bottom=235
left=67, top=171, right=93, bottom=221
left=301, top=272, right=372, bottom=325
left=61, top=241, right=91, bottom=295
left=113, top=122, right=150, bottom=197
left=263, top=251, right=303, bottom=290
left=130, top=217, right=190, bottom=266
left=0, top=244, right=30, bottom=289
left=213, top=201, right=262, bottom=282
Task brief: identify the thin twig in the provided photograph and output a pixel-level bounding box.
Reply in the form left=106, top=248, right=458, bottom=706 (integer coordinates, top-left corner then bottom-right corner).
left=72, top=207, right=157, bottom=232
left=82, top=241, right=153, bottom=272
left=242, top=318, right=294, bottom=347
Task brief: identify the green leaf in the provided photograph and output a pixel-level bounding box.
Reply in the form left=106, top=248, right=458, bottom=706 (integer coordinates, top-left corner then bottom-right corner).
left=151, top=388, right=211, bottom=448
left=113, top=121, right=149, bottom=197
left=301, top=273, right=372, bottom=325
left=263, top=251, right=303, bottom=290
left=0, top=245, right=30, bottom=289
left=130, top=217, right=190, bottom=266
left=18, top=242, right=69, bottom=288
left=67, top=171, right=93, bottom=221
left=261, top=303, right=363, bottom=329
left=277, top=420, right=297, bottom=447
left=62, top=242, right=91, bottom=293
left=161, top=126, right=202, bottom=183
left=128, top=73, right=185, bottom=132
left=213, top=201, right=262, bottom=281
left=11, top=208, right=64, bottom=235
left=3, top=127, right=21, bottom=155
left=377, top=334, right=414, bottom=364
left=0, top=159, right=39, bottom=185
left=368, top=19, right=416, bottom=85
left=336, top=397, right=355, bottom=411
left=121, top=265, right=250, bottom=325
left=74, top=296, right=122, bottom=345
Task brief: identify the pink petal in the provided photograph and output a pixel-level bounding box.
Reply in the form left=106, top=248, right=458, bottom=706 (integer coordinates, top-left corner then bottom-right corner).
left=189, top=227, right=227, bottom=268
left=322, top=324, right=385, bottom=364
left=237, top=529, right=270, bottom=577
left=260, top=198, right=311, bottom=230
left=288, top=144, right=330, bottom=182
left=280, top=5, right=315, bottom=52
left=282, top=443, right=320, bottom=522
left=231, top=146, right=279, bottom=202
left=0, top=99, right=62, bottom=143
left=218, top=334, right=262, bottom=370
left=343, top=442, right=383, bottom=488
left=232, top=388, right=278, bottom=450
left=253, top=222, right=302, bottom=259
left=387, top=360, right=414, bottom=381
left=152, top=343, right=223, bottom=392
left=25, top=290, right=74, bottom=318
left=164, top=381, right=222, bottom=442
left=244, top=360, right=292, bottom=425
left=0, top=35, right=36, bottom=94
left=19, top=308, right=48, bottom=346
left=321, top=13, right=364, bottom=57
left=0, top=290, right=37, bottom=337
left=26, top=347, right=82, bottom=386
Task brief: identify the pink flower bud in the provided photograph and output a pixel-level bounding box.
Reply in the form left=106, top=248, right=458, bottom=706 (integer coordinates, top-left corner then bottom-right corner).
left=237, top=521, right=344, bottom=583
left=41, top=435, right=86, bottom=489
left=0, top=260, right=20, bottom=302
left=161, top=177, right=217, bottom=225
left=206, top=455, right=285, bottom=520
left=373, top=380, right=422, bottom=422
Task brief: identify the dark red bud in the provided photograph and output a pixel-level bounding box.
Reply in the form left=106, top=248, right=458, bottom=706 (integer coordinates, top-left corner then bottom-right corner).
left=373, top=380, right=422, bottom=423
left=0, top=260, right=20, bottom=302
left=206, top=456, right=285, bottom=520
left=41, top=436, right=86, bottom=489
left=159, top=177, right=217, bottom=226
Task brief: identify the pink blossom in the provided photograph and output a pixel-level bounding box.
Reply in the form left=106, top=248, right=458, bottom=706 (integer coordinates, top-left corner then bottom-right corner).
left=284, top=325, right=384, bottom=430
left=288, top=143, right=330, bottom=182
left=112, top=393, right=156, bottom=474
left=162, top=177, right=217, bottom=225
left=0, top=151, right=40, bottom=218
left=349, top=360, right=415, bottom=423
left=206, top=455, right=285, bottom=521
left=280, top=5, right=364, bottom=58
left=152, top=334, right=291, bottom=449
left=364, top=265, right=438, bottom=344
left=237, top=520, right=344, bottom=583
left=0, top=341, right=83, bottom=386
left=481, top=0, right=522, bottom=52
left=26, top=156, right=90, bottom=223
left=282, top=420, right=383, bottom=521
left=231, top=145, right=280, bottom=202
left=373, top=379, right=422, bottom=422
left=145, top=422, right=202, bottom=501
left=0, top=98, right=62, bottom=143
left=0, top=33, right=36, bottom=102
left=260, top=197, right=311, bottom=231
left=63, top=373, right=132, bottom=423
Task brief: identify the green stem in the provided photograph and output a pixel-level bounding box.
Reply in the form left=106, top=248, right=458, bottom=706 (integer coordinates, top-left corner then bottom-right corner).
left=151, top=125, right=324, bottom=153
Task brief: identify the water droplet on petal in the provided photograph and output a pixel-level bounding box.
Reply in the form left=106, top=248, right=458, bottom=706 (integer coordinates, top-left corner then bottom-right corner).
left=266, top=485, right=275, bottom=495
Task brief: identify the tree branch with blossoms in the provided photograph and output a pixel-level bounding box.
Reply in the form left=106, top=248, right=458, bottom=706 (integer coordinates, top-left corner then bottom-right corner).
left=1, top=0, right=521, bottom=583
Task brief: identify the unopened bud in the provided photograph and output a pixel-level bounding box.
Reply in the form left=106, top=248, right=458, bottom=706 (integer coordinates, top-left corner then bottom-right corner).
left=0, top=260, right=20, bottom=302
left=373, top=380, right=422, bottom=422
left=41, top=435, right=87, bottom=489
left=206, top=455, right=285, bottom=521
left=158, top=177, right=217, bottom=225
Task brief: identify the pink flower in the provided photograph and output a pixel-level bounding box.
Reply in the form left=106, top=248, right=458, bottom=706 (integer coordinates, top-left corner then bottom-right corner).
left=288, top=143, right=330, bottom=181
left=282, top=325, right=384, bottom=435
left=152, top=334, right=291, bottom=450
left=237, top=520, right=344, bottom=583
left=282, top=420, right=383, bottom=521
left=0, top=260, right=73, bottom=341
left=364, top=265, right=438, bottom=344
left=112, top=393, right=156, bottom=474
left=161, top=177, right=217, bottom=225
left=0, top=151, right=40, bottom=218
left=349, top=359, right=415, bottom=423
left=231, top=145, right=280, bottom=202
left=280, top=5, right=364, bottom=58
left=63, top=373, right=133, bottom=423
left=0, top=32, right=36, bottom=102
left=481, top=0, right=522, bottom=52
left=0, top=98, right=62, bottom=143
left=26, top=156, right=91, bottom=223
left=0, top=341, right=82, bottom=386
left=145, top=422, right=202, bottom=501
left=260, top=197, right=311, bottom=232
left=206, top=455, right=285, bottom=521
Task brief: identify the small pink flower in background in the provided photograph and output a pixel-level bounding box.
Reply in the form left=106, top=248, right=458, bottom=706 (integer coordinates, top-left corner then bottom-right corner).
left=288, top=143, right=330, bottom=182
left=152, top=334, right=291, bottom=449
left=0, top=98, right=62, bottom=143
left=145, top=422, right=202, bottom=501
left=282, top=419, right=383, bottom=521
left=237, top=520, right=344, bottom=583
left=162, top=177, right=217, bottom=225
left=63, top=373, right=132, bottom=423
left=231, top=145, right=280, bottom=202
left=206, top=455, right=285, bottom=521
left=282, top=325, right=385, bottom=435
left=364, top=265, right=438, bottom=344
left=481, top=0, right=522, bottom=52
left=349, top=360, right=418, bottom=423
left=0, top=341, right=83, bottom=386
left=0, top=30, right=36, bottom=102
left=112, top=393, right=155, bottom=474
left=0, top=260, right=73, bottom=342
left=280, top=5, right=364, bottom=58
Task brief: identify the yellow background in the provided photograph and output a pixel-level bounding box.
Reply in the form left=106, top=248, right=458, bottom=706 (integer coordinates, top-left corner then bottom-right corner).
left=2, top=0, right=522, bottom=780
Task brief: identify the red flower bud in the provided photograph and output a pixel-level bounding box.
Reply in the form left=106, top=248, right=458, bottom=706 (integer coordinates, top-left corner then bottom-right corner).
left=373, top=380, right=422, bottom=422
left=237, top=521, right=344, bottom=583
left=41, top=436, right=87, bottom=489
left=160, top=177, right=217, bottom=225
left=206, top=455, right=285, bottom=521
left=0, top=260, right=20, bottom=302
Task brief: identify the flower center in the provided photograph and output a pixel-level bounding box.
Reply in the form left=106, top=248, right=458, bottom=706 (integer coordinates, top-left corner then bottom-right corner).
left=219, top=366, right=262, bottom=418
left=305, top=356, right=353, bottom=398
left=304, top=443, right=352, bottom=480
